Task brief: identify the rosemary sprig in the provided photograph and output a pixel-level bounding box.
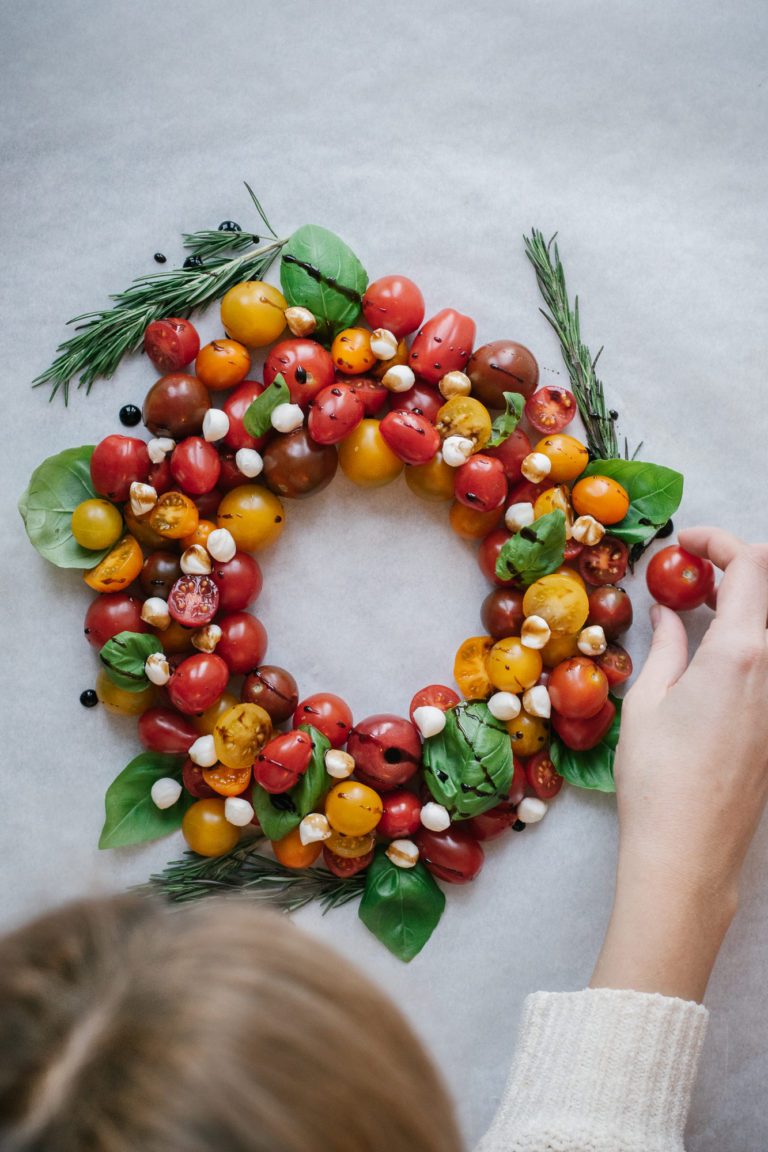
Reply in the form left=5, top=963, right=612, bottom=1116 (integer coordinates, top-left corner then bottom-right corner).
left=33, top=183, right=285, bottom=404
left=524, top=229, right=619, bottom=460
left=140, top=838, right=367, bottom=914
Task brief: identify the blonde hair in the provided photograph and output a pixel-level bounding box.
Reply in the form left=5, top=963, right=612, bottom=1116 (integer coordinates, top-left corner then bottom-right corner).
left=0, top=895, right=464, bottom=1152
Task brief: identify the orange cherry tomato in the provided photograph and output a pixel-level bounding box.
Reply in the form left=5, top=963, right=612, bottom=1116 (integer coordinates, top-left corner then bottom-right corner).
left=571, top=475, right=630, bottom=525
left=148, top=491, right=200, bottom=540
left=505, top=711, right=549, bottom=756
left=182, top=798, right=240, bottom=857
left=449, top=500, right=503, bottom=540
left=533, top=434, right=589, bottom=483
left=216, top=485, right=285, bottom=551
left=405, top=453, right=455, bottom=502
left=179, top=519, right=217, bottom=551
left=194, top=338, right=251, bottom=391
left=271, top=825, right=323, bottom=869
left=331, top=327, right=377, bottom=374
left=453, top=636, right=494, bottom=699
left=83, top=533, right=143, bottom=593
left=337, top=419, right=404, bottom=488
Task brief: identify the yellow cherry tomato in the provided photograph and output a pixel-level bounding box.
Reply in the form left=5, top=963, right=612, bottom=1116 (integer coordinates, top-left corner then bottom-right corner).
left=95, top=669, right=156, bottom=716
left=324, top=829, right=376, bottom=858
left=325, top=781, right=383, bottom=836
left=533, top=434, right=589, bottom=483
left=217, top=484, right=285, bottom=551
left=191, top=691, right=240, bottom=735
left=71, top=498, right=123, bottom=551
left=337, top=419, right=404, bottom=488
left=148, top=491, right=199, bottom=541
left=453, top=635, right=494, bottom=699
left=331, top=327, right=377, bottom=374
left=405, top=453, right=455, bottom=502
left=123, top=505, right=170, bottom=551
left=83, top=533, right=143, bottom=593
left=540, top=632, right=580, bottom=668
left=553, top=564, right=586, bottom=590
left=371, top=337, right=408, bottom=379
left=220, top=281, right=288, bottom=347
left=522, top=572, right=590, bottom=636
left=271, top=826, right=322, bottom=869
left=506, top=711, right=549, bottom=756
left=194, top=338, right=251, bottom=391
left=571, top=474, right=630, bottom=525
left=213, top=703, right=272, bottom=771
left=436, top=395, right=492, bottom=450
left=182, top=798, right=240, bottom=857
left=487, top=637, right=543, bottom=693
left=154, top=619, right=195, bottom=655
left=449, top=500, right=503, bottom=540
left=533, top=485, right=574, bottom=536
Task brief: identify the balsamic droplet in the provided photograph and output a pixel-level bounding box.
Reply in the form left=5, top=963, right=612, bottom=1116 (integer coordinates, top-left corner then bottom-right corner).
left=183, top=255, right=204, bottom=269
left=153, top=252, right=167, bottom=264
left=512, top=819, right=526, bottom=831
left=656, top=518, right=675, bottom=538
left=295, top=366, right=308, bottom=384
left=119, top=404, right=141, bottom=427
left=218, top=220, right=242, bottom=232
left=80, top=689, right=98, bottom=708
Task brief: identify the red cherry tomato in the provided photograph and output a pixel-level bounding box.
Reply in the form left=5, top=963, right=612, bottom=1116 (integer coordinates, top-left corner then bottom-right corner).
left=578, top=536, right=629, bottom=586
left=137, top=706, right=198, bottom=754
left=478, top=528, right=517, bottom=587
left=646, top=545, right=716, bottom=610
left=144, top=318, right=200, bottom=373
left=336, top=375, right=388, bottom=415
left=323, top=844, right=375, bottom=877
left=413, top=827, right=485, bottom=884
left=524, top=386, right=577, bottom=434
left=362, top=274, right=425, bottom=338
left=552, top=697, right=616, bottom=750
left=408, top=685, right=461, bottom=724
left=215, top=611, right=268, bottom=674
left=209, top=551, right=263, bottom=612
left=377, top=789, right=423, bottom=838
left=83, top=592, right=148, bottom=650
left=453, top=454, right=508, bottom=512
left=524, top=750, right=564, bottom=799
left=484, top=427, right=532, bottom=482
left=222, top=380, right=268, bottom=452
left=378, top=410, right=441, bottom=466
left=168, top=653, right=230, bottom=714
left=307, top=384, right=365, bottom=445
left=293, top=693, right=353, bottom=749
left=182, top=758, right=219, bottom=799
left=347, top=714, right=421, bottom=792
left=254, top=729, right=314, bottom=793
left=167, top=574, right=220, bottom=627
left=595, top=642, right=633, bottom=687
left=563, top=538, right=584, bottom=562
left=169, top=437, right=222, bottom=495
left=388, top=383, right=443, bottom=424
left=463, top=759, right=527, bottom=839
left=506, top=477, right=548, bottom=507
left=548, top=656, right=609, bottom=719
left=264, top=338, right=335, bottom=407
left=90, top=435, right=150, bottom=502
left=408, top=308, right=476, bottom=386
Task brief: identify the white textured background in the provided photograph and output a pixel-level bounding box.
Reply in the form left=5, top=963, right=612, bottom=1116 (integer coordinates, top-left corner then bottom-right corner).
left=2, top=1, right=767, bottom=1148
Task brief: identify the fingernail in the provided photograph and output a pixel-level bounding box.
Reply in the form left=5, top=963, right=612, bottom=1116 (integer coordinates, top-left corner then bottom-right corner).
left=649, top=604, right=662, bottom=630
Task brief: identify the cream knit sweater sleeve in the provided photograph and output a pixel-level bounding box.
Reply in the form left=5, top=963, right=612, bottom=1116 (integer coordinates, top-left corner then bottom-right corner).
left=474, top=988, right=709, bottom=1152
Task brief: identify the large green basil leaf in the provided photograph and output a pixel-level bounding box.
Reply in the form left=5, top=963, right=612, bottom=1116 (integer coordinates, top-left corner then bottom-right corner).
left=487, top=391, right=525, bottom=447
left=99, top=753, right=192, bottom=849
left=495, top=509, right=566, bottom=585
left=583, top=459, right=683, bottom=546
left=280, top=225, right=367, bottom=343
left=242, top=373, right=290, bottom=439
left=100, top=631, right=163, bottom=692
left=549, top=696, right=622, bottom=792
left=358, top=850, right=445, bottom=962
left=251, top=725, right=331, bottom=842
left=18, top=445, right=113, bottom=569
left=422, top=701, right=515, bottom=819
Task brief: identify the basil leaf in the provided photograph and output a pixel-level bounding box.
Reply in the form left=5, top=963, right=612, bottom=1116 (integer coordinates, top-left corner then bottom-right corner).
left=18, top=445, right=113, bottom=569
left=549, top=697, right=622, bottom=792
left=280, top=224, right=367, bottom=343
left=422, top=701, right=515, bottom=819
left=495, top=509, right=566, bottom=585
left=487, top=391, right=525, bottom=447
left=251, top=725, right=331, bottom=841
left=99, top=752, right=191, bottom=849
left=358, top=849, right=445, bottom=962
left=583, top=459, right=684, bottom=546
left=242, top=373, right=290, bottom=439
left=99, top=630, right=163, bottom=692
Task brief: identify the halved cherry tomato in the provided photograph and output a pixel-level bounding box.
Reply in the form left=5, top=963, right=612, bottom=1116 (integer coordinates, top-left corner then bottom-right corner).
left=202, top=761, right=254, bottom=797
left=524, top=750, right=564, bottom=799
left=453, top=636, right=494, bottom=699
left=148, top=490, right=199, bottom=540
left=83, top=534, right=143, bottom=593
left=578, top=536, right=629, bottom=586
left=144, top=318, right=200, bottom=373
left=167, top=574, right=220, bottom=627
left=213, top=702, right=272, bottom=770
left=524, top=386, right=577, bottom=434
left=595, top=642, right=633, bottom=686
left=323, top=845, right=374, bottom=877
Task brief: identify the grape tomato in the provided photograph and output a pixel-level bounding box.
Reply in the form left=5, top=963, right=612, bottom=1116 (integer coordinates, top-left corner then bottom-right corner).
left=409, top=308, right=476, bottom=386
left=378, top=410, right=441, bottom=466
left=307, top=384, right=364, bottom=445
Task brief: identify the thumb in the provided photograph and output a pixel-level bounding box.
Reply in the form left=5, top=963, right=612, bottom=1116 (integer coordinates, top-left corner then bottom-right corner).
left=630, top=604, right=689, bottom=701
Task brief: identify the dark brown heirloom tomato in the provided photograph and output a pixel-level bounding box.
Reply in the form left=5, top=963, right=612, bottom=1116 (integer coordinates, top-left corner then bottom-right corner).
left=347, top=714, right=422, bottom=792
left=587, top=585, right=633, bottom=639
left=209, top=551, right=263, bottom=612
left=293, top=693, right=353, bottom=749
left=241, top=665, right=299, bottom=723
left=551, top=698, right=616, bottom=751
left=90, top=435, right=151, bottom=502
left=484, top=426, right=532, bottom=483
left=140, top=551, right=182, bottom=599
left=222, top=380, right=268, bottom=452
left=308, top=384, right=365, bottom=445
left=453, top=454, right=507, bottom=512
left=323, top=845, right=375, bottom=878
left=378, top=410, right=441, bottom=466
left=182, top=758, right=219, bottom=799
left=578, top=536, right=629, bottom=586
left=143, top=374, right=211, bottom=439
left=388, top=382, right=443, bottom=424
left=264, top=338, right=335, bottom=407
left=377, top=789, right=423, bottom=839
left=254, top=729, right=314, bottom=794
left=144, top=318, right=200, bottom=373
left=262, top=427, right=338, bottom=499
left=595, top=642, right=633, bottom=687
left=167, top=574, right=220, bottom=627
left=413, top=827, right=485, bottom=884
left=466, top=340, right=539, bottom=407
left=524, top=750, right=564, bottom=799
left=408, top=308, right=476, bottom=386
left=480, top=587, right=525, bottom=639
left=215, top=612, right=268, bottom=674
left=83, top=592, right=148, bottom=650
left=137, top=707, right=198, bottom=755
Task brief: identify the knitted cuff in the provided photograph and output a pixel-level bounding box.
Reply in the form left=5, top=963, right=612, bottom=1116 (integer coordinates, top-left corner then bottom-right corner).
left=475, top=987, right=709, bottom=1152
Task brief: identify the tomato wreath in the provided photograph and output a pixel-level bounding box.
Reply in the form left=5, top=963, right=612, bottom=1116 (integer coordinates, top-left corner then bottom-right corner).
left=19, top=201, right=694, bottom=960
